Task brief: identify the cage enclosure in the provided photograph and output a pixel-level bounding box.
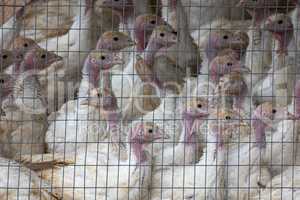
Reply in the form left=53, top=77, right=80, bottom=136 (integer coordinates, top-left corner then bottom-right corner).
left=0, top=0, right=299, bottom=199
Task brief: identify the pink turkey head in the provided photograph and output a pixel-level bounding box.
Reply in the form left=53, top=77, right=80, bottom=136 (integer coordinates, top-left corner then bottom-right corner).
left=131, top=122, right=169, bottom=144
left=19, top=48, right=62, bottom=73
left=205, top=30, right=248, bottom=62
left=134, top=14, right=166, bottom=52
left=87, top=50, right=124, bottom=71
left=150, top=25, right=178, bottom=46
left=96, top=31, right=135, bottom=51
left=182, top=97, right=210, bottom=141
left=264, top=13, right=294, bottom=54
left=209, top=54, right=248, bottom=83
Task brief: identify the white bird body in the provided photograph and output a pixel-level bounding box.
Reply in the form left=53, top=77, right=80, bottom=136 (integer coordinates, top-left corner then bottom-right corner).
left=132, top=89, right=183, bottom=153
left=252, top=31, right=296, bottom=105
left=110, top=52, right=144, bottom=120
left=33, top=141, right=153, bottom=199
left=245, top=24, right=273, bottom=86
left=150, top=124, right=270, bottom=200
left=253, top=166, right=300, bottom=200
left=263, top=117, right=299, bottom=176
left=45, top=99, right=107, bottom=153
left=0, top=156, right=62, bottom=199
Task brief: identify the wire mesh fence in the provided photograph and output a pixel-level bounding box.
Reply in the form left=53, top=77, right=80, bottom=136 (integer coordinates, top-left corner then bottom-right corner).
left=0, top=0, right=300, bottom=199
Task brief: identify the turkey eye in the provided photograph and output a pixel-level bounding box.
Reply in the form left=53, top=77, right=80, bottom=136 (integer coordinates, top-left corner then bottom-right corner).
left=97, top=93, right=101, bottom=97
left=278, top=20, right=283, bottom=25
left=114, top=0, right=119, bottom=1
left=23, top=43, right=28, bottom=47
left=113, top=37, right=119, bottom=41
left=150, top=20, right=156, bottom=24
left=272, top=109, right=277, bottom=114
left=148, top=129, right=153, bottom=133
left=0, top=79, right=4, bottom=84
left=172, top=31, right=177, bottom=35
left=2, top=55, right=7, bottom=59
left=197, top=104, right=202, bottom=108
left=101, top=56, right=106, bottom=60
left=41, top=54, right=46, bottom=59
left=160, top=33, right=165, bottom=37
left=225, top=116, right=231, bottom=120
left=223, top=35, right=228, bottom=40
left=227, top=62, right=232, bottom=66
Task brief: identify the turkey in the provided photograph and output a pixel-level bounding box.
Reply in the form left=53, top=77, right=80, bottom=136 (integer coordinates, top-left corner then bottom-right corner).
left=252, top=13, right=297, bottom=105
left=0, top=48, right=61, bottom=159
left=150, top=108, right=270, bottom=200
left=46, top=51, right=124, bottom=153
left=114, top=24, right=178, bottom=121
left=30, top=120, right=168, bottom=199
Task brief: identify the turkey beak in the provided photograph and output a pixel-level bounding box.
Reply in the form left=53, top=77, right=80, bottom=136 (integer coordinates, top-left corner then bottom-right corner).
left=112, top=55, right=124, bottom=65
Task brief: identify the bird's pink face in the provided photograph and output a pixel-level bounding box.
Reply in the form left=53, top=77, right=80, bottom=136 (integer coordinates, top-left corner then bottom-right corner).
left=254, top=102, right=293, bottom=125
left=97, top=31, right=135, bottom=51
left=182, top=98, right=210, bottom=140
left=134, top=14, right=166, bottom=51
left=150, top=25, right=178, bottom=47
left=131, top=122, right=169, bottom=143
left=209, top=54, right=248, bottom=82
left=183, top=97, right=210, bottom=120
left=88, top=51, right=124, bottom=70
left=209, top=30, right=248, bottom=52
left=137, top=15, right=166, bottom=32
left=22, top=49, right=62, bottom=72
left=264, top=14, right=294, bottom=53
left=265, top=14, right=294, bottom=33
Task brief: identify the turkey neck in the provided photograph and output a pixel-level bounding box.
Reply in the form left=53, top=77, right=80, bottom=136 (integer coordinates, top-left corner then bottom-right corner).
left=252, top=115, right=267, bottom=148
left=132, top=142, right=148, bottom=163
left=144, top=37, right=165, bottom=66
left=273, top=30, right=295, bottom=106
left=178, top=113, right=206, bottom=159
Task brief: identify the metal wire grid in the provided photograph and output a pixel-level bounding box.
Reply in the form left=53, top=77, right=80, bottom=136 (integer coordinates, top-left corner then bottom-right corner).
left=0, top=0, right=299, bottom=199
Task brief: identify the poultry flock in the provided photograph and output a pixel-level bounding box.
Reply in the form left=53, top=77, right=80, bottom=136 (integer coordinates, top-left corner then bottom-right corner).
left=0, top=0, right=300, bottom=199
